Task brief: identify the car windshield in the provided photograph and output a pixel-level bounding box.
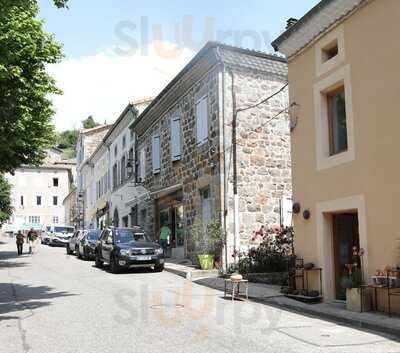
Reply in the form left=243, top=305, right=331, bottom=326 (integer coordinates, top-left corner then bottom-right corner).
left=54, top=226, right=74, bottom=234
left=114, top=229, right=149, bottom=244
left=87, top=230, right=100, bottom=241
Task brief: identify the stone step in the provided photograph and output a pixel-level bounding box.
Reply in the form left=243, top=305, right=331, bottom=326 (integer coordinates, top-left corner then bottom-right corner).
left=164, top=262, right=219, bottom=280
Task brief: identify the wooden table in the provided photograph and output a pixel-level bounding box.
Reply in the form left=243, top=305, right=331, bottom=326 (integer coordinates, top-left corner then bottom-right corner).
left=224, top=279, right=249, bottom=301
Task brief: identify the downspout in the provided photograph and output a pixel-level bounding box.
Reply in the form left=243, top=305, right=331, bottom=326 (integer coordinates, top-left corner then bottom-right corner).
left=215, top=47, right=229, bottom=272
left=227, top=69, right=239, bottom=265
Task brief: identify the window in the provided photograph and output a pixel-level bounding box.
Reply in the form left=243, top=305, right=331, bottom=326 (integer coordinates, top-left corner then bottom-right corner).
left=196, top=96, right=208, bottom=145
left=53, top=178, right=59, bottom=187
left=114, top=145, right=118, bottom=157
left=36, top=196, right=42, bottom=206
left=20, top=196, right=24, bottom=207
left=322, top=40, right=338, bottom=63
left=53, top=216, right=59, bottom=224
left=29, top=216, right=41, bottom=224
left=113, top=163, right=118, bottom=189
left=152, top=135, right=161, bottom=174
left=53, top=196, right=58, bottom=206
left=313, top=64, right=354, bottom=170
left=128, top=148, right=134, bottom=179
left=201, top=187, right=211, bottom=225
left=122, top=135, right=126, bottom=149
left=121, top=155, right=126, bottom=184
left=315, top=26, right=345, bottom=77
left=327, top=86, right=348, bottom=155
left=171, top=115, right=181, bottom=161
left=122, top=216, right=129, bottom=228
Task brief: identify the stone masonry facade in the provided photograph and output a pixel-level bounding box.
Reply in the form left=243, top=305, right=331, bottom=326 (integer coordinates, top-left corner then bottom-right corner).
left=132, top=43, right=291, bottom=262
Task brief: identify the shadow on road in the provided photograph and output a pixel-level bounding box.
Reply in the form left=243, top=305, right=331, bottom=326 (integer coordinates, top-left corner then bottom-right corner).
left=0, top=283, right=77, bottom=321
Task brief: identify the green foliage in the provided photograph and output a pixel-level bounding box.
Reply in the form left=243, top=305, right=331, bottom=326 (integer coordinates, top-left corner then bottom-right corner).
left=0, top=175, right=13, bottom=225
left=0, top=0, right=65, bottom=173
left=82, top=116, right=100, bottom=129
left=191, top=219, right=223, bottom=257
left=235, top=226, right=294, bottom=274
left=55, top=129, right=78, bottom=158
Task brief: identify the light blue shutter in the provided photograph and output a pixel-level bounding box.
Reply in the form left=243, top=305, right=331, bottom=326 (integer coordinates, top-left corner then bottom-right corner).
left=140, top=148, right=146, bottom=181
left=152, top=136, right=161, bottom=174
left=171, top=116, right=181, bottom=161
left=196, top=96, right=208, bottom=145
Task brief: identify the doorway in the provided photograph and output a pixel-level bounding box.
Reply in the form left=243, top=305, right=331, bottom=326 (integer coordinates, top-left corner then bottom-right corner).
left=332, top=213, right=359, bottom=301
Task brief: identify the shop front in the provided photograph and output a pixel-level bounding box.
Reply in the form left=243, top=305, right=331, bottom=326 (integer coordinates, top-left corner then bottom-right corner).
left=154, top=188, right=185, bottom=260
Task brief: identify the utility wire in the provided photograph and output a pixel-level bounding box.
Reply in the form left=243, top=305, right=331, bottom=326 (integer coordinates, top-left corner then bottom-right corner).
left=236, top=82, right=289, bottom=113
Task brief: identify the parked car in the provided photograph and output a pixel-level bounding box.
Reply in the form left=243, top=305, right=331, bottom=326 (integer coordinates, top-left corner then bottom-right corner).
left=41, top=226, right=52, bottom=244
left=77, top=229, right=101, bottom=260
left=94, top=227, right=164, bottom=273
left=47, top=225, right=75, bottom=246
left=66, top=230, right=85, bottom=255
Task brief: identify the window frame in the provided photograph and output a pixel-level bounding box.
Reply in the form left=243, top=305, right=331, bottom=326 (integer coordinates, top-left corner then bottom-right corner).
left=313, top=64, right=355, bottom=170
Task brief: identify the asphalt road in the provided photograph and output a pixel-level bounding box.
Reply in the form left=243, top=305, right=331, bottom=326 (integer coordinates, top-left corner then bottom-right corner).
left=0, top=236, right=399, bottom=353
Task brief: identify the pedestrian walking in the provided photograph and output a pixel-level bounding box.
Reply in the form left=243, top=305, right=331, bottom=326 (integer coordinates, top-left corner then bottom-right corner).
left=159, top=224, right=171, bottom=257
left=27, top=228, right=38, bottom=254
left=16, top=231, right=24, bottom=255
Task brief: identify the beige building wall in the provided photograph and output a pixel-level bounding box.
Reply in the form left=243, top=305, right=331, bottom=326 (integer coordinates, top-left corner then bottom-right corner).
left=287, top=1, right=400, bottom=302
left=7, top=167, right=71, bottom=227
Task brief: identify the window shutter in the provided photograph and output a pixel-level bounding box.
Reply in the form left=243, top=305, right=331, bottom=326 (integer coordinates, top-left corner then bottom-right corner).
left=152, top=135, right=161, bottom=174
left=171, top=116, right=181, bottom=161
left=140, top=148, right=146, bottom=182
left=196, top=96, right=208, bottom=145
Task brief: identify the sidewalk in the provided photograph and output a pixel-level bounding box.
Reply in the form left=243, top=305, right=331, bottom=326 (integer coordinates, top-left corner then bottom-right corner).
left=165, top=264, right=400, bottom=338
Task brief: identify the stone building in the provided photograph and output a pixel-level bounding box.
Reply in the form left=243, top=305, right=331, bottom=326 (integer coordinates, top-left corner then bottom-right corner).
left=129, top=42, right=291, bottom=264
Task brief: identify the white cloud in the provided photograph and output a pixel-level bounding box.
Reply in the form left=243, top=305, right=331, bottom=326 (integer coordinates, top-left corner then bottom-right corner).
left=47, top=41, right=196, bottom=131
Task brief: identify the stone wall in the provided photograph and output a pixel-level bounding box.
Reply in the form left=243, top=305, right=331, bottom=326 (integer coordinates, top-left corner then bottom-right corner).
left=223, top=67, right=291, bottom=253
left=135, top=67, right=221, bottom=256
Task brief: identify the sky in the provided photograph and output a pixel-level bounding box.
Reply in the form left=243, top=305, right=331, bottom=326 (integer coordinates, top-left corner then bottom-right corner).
left=38, top=0, right=320, bottom=131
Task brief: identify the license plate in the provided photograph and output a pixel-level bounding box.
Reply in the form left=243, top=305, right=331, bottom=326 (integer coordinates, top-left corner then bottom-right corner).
left=137, top=255, right=152, bottom=261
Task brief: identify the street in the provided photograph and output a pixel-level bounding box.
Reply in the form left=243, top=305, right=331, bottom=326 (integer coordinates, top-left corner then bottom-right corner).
left=0, top=236, right=399, bottom=353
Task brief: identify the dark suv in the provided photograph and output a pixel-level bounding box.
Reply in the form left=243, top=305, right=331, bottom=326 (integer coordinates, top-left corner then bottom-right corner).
left=94, top=227, right=164, bottom=273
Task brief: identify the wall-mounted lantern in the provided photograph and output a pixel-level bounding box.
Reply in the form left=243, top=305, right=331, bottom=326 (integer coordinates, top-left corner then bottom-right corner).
left=303, top=209, right=311, bottom=220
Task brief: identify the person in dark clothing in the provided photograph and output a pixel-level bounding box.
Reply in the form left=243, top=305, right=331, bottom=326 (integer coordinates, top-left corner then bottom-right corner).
left=16, top=231, right=24, bottom=255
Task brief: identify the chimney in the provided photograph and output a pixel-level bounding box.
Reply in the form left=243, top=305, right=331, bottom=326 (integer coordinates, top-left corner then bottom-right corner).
left=286, top=18, right=298, bottom=29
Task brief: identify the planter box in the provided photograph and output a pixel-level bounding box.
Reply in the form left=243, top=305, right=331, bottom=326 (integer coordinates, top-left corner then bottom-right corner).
left=346, top=288, right=372, bottom=312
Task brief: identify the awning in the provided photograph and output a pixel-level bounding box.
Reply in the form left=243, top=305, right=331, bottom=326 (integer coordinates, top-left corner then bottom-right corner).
left=150, top=184, right=182, bottom=200
left=125, top=185, right=151, bottom=207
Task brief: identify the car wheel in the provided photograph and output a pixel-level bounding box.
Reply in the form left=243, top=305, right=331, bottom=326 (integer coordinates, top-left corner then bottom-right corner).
left=95, top=252, right=103, bottom=268
left=109, top=255, right=121, bottom=274
left=154, top=264, right=164, bottom=272
left=81, top=248, right=87, bottom=261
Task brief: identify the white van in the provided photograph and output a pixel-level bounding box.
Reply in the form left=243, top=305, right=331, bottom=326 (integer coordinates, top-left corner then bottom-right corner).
left=45, top=225, right=75, bottom=247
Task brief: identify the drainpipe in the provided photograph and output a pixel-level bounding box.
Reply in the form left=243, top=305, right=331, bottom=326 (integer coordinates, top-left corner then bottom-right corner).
left=228, top=69, right=239, bottom=265
left=215, top=47, right=229, bottom=272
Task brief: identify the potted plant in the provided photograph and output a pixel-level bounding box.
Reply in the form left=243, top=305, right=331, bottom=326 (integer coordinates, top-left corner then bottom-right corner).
left=343, top=247, right=371, bottom=312
left=192, top=219, right=223, bottom=270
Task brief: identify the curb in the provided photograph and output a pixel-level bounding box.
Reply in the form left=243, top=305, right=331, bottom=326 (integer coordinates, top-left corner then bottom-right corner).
left=262, top=297, right=400, bottom=340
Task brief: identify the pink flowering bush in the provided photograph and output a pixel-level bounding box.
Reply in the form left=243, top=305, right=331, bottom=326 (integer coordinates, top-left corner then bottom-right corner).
left=234, top=225, right=294, bottom=274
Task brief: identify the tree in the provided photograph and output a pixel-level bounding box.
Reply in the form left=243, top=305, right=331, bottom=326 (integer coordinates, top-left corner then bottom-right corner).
left=82, top=116, right=100, bottom=129
left=0, top=0, right=67, bottom=174
left=0, top=175, right=13, bottom=226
